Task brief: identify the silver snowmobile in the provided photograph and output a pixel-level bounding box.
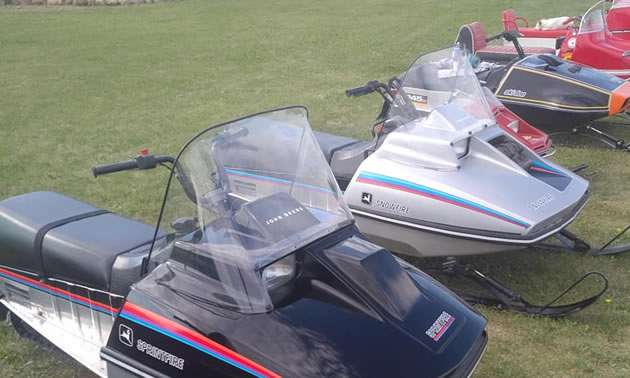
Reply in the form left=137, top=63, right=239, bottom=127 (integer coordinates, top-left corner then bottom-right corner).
left=315, top=46, right=614, bottom=315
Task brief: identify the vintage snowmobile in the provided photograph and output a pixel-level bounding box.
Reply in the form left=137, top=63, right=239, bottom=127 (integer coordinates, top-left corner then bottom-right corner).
left=315, top=46, right=617, bottom=315
left=456, top=22, right=630, bottom=150
left=0, top=107, right=489, bottom=377
left=502, top=0, right=630, bottom=76
left=607, top=0, right=630, bottom=40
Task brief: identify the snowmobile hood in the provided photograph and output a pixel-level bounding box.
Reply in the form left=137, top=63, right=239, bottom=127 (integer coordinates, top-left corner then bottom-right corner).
left=345, top=124, right=589, bottom=243
left=105, top=227, right=487, bottom=378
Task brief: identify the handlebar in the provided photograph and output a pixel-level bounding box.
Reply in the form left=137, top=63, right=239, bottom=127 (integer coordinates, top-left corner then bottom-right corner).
left=346, top=80, right=383, bottom=98
left=487, top=30, right=525, bottom=60
left=485, top=31, right=505, bottom=43
left=212, top=126, right=249, bottom=145
left=346, top=85, right=374, bottom=97
left=92, top=154, right=175, bottom=177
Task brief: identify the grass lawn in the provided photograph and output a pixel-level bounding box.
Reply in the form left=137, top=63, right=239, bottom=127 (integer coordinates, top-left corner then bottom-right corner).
left=1, top=0, right=630, bottom=376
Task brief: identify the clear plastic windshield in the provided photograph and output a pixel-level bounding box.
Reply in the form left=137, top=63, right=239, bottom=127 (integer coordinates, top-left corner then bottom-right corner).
left=377, top=46, right=495, bottom=170
left=394, top=45, right=494, bottom=123
left=578, top=1, right=606, bottom=35
left=152, top=107, right=352, bottom=313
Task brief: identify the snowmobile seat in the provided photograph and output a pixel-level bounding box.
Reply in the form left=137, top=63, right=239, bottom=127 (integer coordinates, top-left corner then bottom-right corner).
left=315, top=131, right=374, bottom=190
left=314, top=131, right=363, bottom=163
left=502, top=9, right=569, bottom=39
left=456, top=22, right=555, bottom=63
left=0, top=191, right=165, bottom=295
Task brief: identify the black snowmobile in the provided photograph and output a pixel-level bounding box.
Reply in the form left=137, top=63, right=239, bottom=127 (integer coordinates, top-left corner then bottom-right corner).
left=456, top=22, right=630, bottom=151
left=0, top=107, right=488, bottom=377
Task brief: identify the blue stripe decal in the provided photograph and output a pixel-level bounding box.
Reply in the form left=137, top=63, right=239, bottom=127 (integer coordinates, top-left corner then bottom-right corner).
left=120, top=312, right=265, bottom=378
left=531, top=161, right=566, bottom=176
left=358, top=171, right=530, bottom=228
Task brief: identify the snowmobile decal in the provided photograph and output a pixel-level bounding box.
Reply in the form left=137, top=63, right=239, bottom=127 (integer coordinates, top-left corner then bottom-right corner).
left=530, top=161, right=566, bottom=176
left=0, top=266, right=117, bottom=315
left=425, top=311, right=455, bottom=342
left=495, top=66, right=612, bottom=111
left=119, top=302, right=281, bottom=378
left=225, top=168, right=335, bottom=195
left=356, top=172, right=531, bottom=228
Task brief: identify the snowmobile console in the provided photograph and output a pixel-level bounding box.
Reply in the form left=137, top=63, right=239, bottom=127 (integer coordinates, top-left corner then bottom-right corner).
left=0, top=191, right=165, bottom=295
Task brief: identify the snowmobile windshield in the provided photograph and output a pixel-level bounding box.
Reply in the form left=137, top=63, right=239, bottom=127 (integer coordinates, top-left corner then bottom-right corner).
left=394, top=45, right=494, bottom=123
left=152, top=107, right=352, bottom=313
left=378, top=45, right=495, bottom=169
left=579, top=1, right=607, bottom=35
left=611, top=0, right=630, bottom=9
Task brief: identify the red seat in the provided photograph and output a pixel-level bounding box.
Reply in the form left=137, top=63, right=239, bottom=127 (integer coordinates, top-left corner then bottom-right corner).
left=502, top=9, right=568, bottom=39
left=456, top=22, right=555, bottom=62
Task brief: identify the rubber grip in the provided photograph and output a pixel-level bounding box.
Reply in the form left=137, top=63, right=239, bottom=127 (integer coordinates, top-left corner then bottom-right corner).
left=92, top=159, right=138, bottom=177
left=346, top=85, right=373, bottom=97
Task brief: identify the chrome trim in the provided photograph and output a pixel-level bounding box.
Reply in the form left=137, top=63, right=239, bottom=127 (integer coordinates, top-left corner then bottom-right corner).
left=498, top=99, right=608, bottom=113
left=466, top=336, right=488, bottom=378
left=540, top=145, right=557, bottom=158
left=0, top=263, right=39, bottom=277
left=47, top=278, right=125, bottom=299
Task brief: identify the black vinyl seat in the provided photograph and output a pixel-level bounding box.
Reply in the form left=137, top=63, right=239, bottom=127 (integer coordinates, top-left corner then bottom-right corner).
left=0, top=191, right=164, bottom=295
left=314, top=131, right=363, bottom=163
left=315, top=131, right=374, bottom=190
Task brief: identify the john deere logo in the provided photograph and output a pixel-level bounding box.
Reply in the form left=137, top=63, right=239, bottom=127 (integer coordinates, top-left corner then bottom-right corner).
left=362, top=192, right=372, bottom=205
left=119, top=324, right=134, bottom=347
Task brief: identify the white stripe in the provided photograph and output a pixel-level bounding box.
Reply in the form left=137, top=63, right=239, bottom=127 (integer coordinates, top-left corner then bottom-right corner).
left=600, top=69, right=630, bottom=76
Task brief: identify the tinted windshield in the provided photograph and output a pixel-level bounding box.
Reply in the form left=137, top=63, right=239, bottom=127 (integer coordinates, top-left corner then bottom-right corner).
left=152, top=107, right=352, bottom=313
left=579, top=1, right=606, bottom=35
left=395, top=45, right=494, bottom=122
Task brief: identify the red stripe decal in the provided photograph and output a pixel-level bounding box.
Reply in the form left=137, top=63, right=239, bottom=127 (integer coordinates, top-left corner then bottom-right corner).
left=531, top=166, right=560, bottom=175
left=0, top=266, right=116, bottom=313
left=356, top=177, right=528, bottom=228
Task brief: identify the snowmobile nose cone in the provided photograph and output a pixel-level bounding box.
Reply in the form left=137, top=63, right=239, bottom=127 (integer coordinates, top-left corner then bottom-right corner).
left=609, top=81, right=630, bottom=115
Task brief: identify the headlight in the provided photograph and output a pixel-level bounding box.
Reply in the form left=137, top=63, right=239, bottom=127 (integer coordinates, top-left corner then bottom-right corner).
left=262, top=254, right=296, bottom=290
left=567, top=38, right=577, bottom=49
left=507, top=120, right=519, bottom=133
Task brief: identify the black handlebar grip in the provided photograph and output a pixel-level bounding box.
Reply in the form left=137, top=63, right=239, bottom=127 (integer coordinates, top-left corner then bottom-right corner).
left=346, top=85, right=373, bottom=98
left=485, top=31, right=505, bottom=42
left=92, top=159, right=138, bottom=177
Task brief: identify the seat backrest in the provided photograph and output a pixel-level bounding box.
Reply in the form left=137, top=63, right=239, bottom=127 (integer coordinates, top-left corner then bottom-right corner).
left=502, top=9, right=518, bottom=31
left=455, top=22, right=487, bottom=54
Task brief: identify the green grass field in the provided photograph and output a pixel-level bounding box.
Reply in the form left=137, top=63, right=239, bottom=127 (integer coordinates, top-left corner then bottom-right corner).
left=1, top=0, right=630, bottom=376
